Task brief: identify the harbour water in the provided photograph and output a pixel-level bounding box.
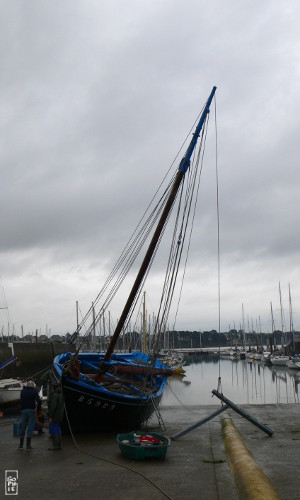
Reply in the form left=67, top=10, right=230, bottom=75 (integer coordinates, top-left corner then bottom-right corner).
left=162, top=355, right=300, bottom=406
left=2, top=351, right=299, bottom=500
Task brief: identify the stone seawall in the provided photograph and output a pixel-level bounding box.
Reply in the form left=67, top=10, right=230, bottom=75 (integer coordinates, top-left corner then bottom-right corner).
left=0, top=342, right=75, bottom=379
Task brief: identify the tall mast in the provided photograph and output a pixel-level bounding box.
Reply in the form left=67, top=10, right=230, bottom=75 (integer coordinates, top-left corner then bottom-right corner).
left=279, top=282, right=285, bottom=345
left=101, top=86, right=217, bottom=364
left=288, top=284, right=295, bottom=352
left=270, top=302, right=275, bottom=332
left=143, top=291, right=146, bottom=354
left=270, top=301, right=276, bottom=351
left=242, top=303, right=245, bottom=348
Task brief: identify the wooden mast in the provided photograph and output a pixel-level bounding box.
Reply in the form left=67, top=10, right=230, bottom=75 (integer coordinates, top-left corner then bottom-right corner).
left=96, top=86, right=216, bottom=377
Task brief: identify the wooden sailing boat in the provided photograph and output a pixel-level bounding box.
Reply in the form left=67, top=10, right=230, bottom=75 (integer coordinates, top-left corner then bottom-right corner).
left=52, top=86, right=217, bottom=432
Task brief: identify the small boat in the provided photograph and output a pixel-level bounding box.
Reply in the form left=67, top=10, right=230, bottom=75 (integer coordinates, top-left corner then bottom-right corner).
left=0, top=378, right=23, bottom=407
left=52, top=87, right=217, bottom=432
left=117, top=430, right=170, bottom=460
left=287, top=355, right=300, bottom=370
left=0, top=378, right=46, bottom=408
left=260, top=350, right=271, bottom=363
left=171, top=366, right=186, bottom=375
left=230, top=348, right=242, bottom=360
left=159, top=352, right=186, bottom=374
left=270, top=355, right=290, bottom=366
left=287, top=360, right=300, bottom=370
left=246, top=350, right=262, bottom=360
left=239, top=348, right=246, bottom=360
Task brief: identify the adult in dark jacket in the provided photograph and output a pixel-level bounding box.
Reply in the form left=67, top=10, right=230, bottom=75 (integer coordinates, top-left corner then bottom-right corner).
left=40, top=368, right=55, bottom=399
left=48, top=382, right=64, bottom=450
left=19, top=380, right=41, bottom=450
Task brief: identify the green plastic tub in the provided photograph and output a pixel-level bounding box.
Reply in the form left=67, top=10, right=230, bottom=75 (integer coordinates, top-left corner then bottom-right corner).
left=117, top=431, right=170, bottom=460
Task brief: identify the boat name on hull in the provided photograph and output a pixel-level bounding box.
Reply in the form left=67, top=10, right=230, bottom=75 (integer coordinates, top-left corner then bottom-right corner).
left=77, top=394, right=116, bottom=411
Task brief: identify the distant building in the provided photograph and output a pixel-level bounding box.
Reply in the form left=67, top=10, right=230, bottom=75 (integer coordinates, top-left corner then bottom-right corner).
left=23, top=334, right=34, bottom=342
left=39, top=335, right=49, bottom=342
left=50, top=335, right=62, bottom=343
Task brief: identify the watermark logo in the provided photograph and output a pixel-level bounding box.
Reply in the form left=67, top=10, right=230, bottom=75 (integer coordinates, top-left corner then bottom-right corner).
left=5, top=470, right=18, bottom=496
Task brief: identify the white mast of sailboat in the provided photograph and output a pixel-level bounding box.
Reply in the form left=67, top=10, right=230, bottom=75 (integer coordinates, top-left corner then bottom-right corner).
left=270, top=301, right=276, bottom=352
left=242, top=303, right=245, bottom=349
left=279, top=282, right=285, bottom=346
left=288, top=283, right=294, bottom=353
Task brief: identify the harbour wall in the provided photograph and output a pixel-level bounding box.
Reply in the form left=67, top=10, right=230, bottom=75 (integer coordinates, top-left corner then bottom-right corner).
left=0, top=342, right=75, bottom=379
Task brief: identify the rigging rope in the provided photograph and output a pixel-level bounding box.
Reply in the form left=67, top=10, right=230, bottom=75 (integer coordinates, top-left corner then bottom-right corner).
left=167, top=381, right=205, bottom=416
left=71, top=174, right=175, bottom=341
left=71, top=182, right=173, bottom=349
left=152, top=114, right=210, bottom=355
left=105, top=108, right=210, bottom=356
left=71, top=101, right=212, bottom=359
left=214, top=95, right=222, bottom=393
left=171, top=115, right=210, bottom=333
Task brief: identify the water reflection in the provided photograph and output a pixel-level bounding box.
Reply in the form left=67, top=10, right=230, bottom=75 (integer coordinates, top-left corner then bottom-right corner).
left=162, top=356, right=300, bottom=406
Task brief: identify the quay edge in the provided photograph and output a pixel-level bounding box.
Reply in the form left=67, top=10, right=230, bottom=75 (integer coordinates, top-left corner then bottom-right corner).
left=0, top=404, right=299, bottom=499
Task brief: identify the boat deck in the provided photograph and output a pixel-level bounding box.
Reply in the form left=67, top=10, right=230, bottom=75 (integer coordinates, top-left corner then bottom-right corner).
left=0, top=404, right=299, bottom=499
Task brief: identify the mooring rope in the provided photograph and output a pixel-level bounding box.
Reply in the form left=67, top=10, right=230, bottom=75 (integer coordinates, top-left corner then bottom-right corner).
left=208, top=421, right=222, bottom=500
left=63, top=399, right=173, bottom=500
left=25, top=364, right=53, bottom=382
left=166, top=380, right=205, bottom=416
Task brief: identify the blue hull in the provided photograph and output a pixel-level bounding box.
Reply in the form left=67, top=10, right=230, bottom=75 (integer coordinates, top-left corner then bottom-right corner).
left=53, top=351, right=168, bottom=432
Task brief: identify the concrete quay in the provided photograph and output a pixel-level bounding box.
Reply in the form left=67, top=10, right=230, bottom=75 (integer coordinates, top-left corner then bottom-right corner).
left=0, top=404, right=299, bottom=499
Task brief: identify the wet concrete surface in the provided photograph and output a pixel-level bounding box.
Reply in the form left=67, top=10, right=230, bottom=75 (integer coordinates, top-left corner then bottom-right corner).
left=0, top=404, right=299, bottom=499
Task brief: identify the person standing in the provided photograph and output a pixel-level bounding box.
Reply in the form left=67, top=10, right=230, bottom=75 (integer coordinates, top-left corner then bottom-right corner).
left=18, top=380, right=41, bottom=450
left=48, top=382, right=64, bottom=450
left=40, top=368, right=54, bottom=400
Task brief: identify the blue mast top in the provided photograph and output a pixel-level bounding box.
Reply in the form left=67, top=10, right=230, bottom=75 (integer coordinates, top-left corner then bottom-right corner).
left=179, top=86, right=217, bottom=174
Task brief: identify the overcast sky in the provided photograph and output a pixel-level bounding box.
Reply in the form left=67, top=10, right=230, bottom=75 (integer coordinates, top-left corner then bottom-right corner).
left=1, top=0, right=299, bottom=337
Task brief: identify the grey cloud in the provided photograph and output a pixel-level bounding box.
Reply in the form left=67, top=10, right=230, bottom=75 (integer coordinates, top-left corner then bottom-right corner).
left=0, top=1, right=299, bottom=335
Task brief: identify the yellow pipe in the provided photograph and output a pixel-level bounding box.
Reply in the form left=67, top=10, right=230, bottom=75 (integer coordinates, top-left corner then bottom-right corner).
left=221, top=417, right=280, bottom=500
